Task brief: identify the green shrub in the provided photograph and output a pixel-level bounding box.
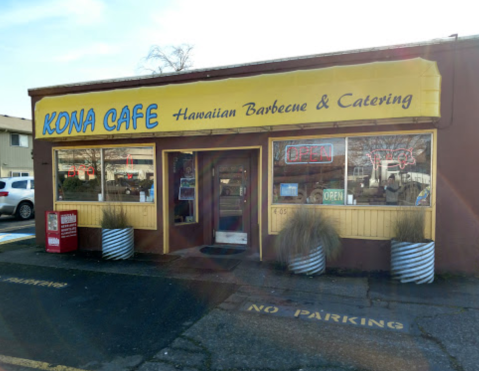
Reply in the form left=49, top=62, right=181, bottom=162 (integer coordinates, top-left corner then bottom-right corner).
left=393, top=209, right=426, bottom=243
left=62, top=177, right=84, bottom=193
left=275, top=207, right=341, bottom=264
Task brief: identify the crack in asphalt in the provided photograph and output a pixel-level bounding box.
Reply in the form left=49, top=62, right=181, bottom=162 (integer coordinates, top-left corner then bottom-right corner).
left=415, top=318, right=466, bottom=371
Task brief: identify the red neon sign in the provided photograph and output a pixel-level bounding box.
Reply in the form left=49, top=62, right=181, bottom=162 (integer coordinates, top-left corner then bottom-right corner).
left=126, top=154, right=134, bottom=170
left=126, top=154, right=134, bottom=179
left=366, top=148, right=416, bottom=170
left=67, top=165, right=95, bottom=177
left=285, top=144, right=333, bottom=164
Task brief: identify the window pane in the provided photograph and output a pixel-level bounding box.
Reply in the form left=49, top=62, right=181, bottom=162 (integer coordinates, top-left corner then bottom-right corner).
left=12, top=180, right=27, bottom=189
left=104, top=147, right=155, bottom=202
left=19, top=135, right=28, bottom=147
left=11, top=134, right=19, bottom=146
left=0, top=181, right=5, bottom=190
left=30, top=180, right=35, bottom=189
left=171, top=152, right=196, bottom=224
left=11, top=172, right=20, bottom=177
left=57, top=149, right=101, bottom=201
left=347, top=134, right=432, bottom=206
left=273, top=138, right=345, bottom=204
left=22, top=173, right=29, bottom=176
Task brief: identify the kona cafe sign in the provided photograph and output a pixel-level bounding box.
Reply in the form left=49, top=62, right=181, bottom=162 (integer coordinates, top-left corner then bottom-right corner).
left=285, top=144, right=333, bottom=164
left=34, top=59, right=441, bottom=139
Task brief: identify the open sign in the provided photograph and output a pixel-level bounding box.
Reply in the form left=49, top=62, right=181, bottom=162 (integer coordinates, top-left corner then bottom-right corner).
left=285, top=144, right=333, bottom=164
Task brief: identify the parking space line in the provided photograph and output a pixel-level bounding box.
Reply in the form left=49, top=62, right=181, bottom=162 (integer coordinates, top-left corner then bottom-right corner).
left=0, top=223, right=35, bottom=233
left=0, top=235, right=35, bottom=245
left=0, top=276, right=68, bottom=289
left=0, top=354, right=88, bottom=371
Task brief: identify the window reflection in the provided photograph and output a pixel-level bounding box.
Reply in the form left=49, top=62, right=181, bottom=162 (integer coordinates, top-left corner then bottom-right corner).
left=272, top=138, right=345, bottom=204
left=103, top=147, right=155, bottom=202
left=347, top=134, right=432, bottom=206
left=56, top=146, right=155, bottom=203
left=57, top=149, right=101, bottom=201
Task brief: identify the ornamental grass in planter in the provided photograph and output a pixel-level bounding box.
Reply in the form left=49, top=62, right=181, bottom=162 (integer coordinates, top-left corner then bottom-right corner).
left=275, top=207, right=341, bottom=275
left=391, top=209, right=434, bottom=284
left=100, top=204, right=134, bottom=260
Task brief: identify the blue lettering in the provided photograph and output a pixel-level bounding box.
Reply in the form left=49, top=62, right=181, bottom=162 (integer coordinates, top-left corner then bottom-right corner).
left=243, top=103, right=256, bottom=116
left=43, top=112, right=56, bottom=135
left=69, top=110, right=84, bottom=134
left=56, top=112, right=69, bottom=134
left=172, top=107, right=186, bottom=121
left=146, top=104, right=158, bottom=129
left=132, top=104, right=143, bottom=130
left=402, top=95, right=413, bottom=109
left=103, top=109, right=117, bottom=132
left=338, top=93, right=353, bottom=108
left=82, top=109, right=95, bottom=133
left=117, top=106, right=130, bottom=131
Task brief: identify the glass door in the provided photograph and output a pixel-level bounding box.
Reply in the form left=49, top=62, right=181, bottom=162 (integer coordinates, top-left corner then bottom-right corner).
left=214, top=158, right=250, bottom=245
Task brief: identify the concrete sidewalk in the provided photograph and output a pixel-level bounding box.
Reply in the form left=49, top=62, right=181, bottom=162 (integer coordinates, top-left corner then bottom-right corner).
left=1, top=241, right=479, bottom=371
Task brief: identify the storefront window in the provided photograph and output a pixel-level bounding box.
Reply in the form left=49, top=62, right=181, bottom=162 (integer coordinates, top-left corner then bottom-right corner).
left=171, top=152, right=196, bottom=224
left=103, top=147, right=155, bottom=202
left=347, top=134, right=432, bottom=206
left=56, top=146, right=155, bottom=203
left=272, top=138, right=345, bottom=204
left=57, top=149, right=102, bottom=201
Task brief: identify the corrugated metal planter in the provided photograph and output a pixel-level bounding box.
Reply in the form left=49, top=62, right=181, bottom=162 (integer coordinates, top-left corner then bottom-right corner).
left=288, top=246, right=325, bottom=276
left=102, top=227, right=134, bottom=260
left=391, top=239, right=435, bottom=284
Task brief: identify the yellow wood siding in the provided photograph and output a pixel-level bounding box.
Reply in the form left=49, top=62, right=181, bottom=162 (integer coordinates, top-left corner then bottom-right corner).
left=270, top=205, right=434, bottom=240
left=54, top=203, right=157, bottom=230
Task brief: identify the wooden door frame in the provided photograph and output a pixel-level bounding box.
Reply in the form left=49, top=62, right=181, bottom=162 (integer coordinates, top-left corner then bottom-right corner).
left=162, top=146, right=263, bottom=259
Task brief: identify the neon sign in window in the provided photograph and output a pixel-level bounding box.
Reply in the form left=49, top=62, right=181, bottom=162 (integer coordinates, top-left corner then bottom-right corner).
left=366, top=148, right=416, bottom=170
left=285, top=144, right=333, bottom=164
left=67, top=165, right=95, bottom=177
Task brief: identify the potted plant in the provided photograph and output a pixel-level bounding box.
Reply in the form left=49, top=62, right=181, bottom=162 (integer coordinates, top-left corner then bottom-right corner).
left=275, top=207, right=342, bottom=275
left=100, top=204, right=134, bottom=260
left=391, top=209, right=434, bottom=284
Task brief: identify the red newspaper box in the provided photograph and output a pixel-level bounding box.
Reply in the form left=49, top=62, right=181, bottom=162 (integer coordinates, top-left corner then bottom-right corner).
left=45, top=210, right=78, bottom=253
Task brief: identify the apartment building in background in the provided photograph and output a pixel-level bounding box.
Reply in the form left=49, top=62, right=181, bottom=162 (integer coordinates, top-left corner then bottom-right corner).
left=0, top=115, right=33, bottom=177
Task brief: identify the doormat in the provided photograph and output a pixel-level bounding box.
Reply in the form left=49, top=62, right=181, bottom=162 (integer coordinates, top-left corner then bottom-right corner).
left=172, top=257, right=241, bottom=271
left=200, top=245, right=246, bottom=256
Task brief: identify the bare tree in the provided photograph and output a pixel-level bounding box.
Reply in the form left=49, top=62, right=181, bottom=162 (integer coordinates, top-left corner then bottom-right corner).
left=139, top=44, right=194, bottom=74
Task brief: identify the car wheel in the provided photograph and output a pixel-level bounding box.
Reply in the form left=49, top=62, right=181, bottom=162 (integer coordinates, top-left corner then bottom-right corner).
left=16, top=202, right=33, bottom=220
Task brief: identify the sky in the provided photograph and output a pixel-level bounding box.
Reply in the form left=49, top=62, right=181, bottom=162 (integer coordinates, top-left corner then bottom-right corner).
left=0, top=0, right=477, bottom=120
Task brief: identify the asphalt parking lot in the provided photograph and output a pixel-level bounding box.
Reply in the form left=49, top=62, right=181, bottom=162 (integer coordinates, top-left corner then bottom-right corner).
left=0, top=262, right=237, bottom=370
left=0, top=215, right=36, bottom=245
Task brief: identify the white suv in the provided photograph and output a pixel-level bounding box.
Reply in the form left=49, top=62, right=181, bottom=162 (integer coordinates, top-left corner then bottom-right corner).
left=0, top=177, right=35, bottom=220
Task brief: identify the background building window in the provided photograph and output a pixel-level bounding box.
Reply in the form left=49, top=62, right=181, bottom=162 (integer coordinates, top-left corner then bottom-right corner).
left=272, top=138, right=345, bottom=204
left=347, top=134, right=432, bottom=206
left=11, top=134, right=28, bottom=147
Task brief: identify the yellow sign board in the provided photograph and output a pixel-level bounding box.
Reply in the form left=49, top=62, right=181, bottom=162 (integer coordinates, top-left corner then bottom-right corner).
left=35, top=58, right=441, bottom=139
